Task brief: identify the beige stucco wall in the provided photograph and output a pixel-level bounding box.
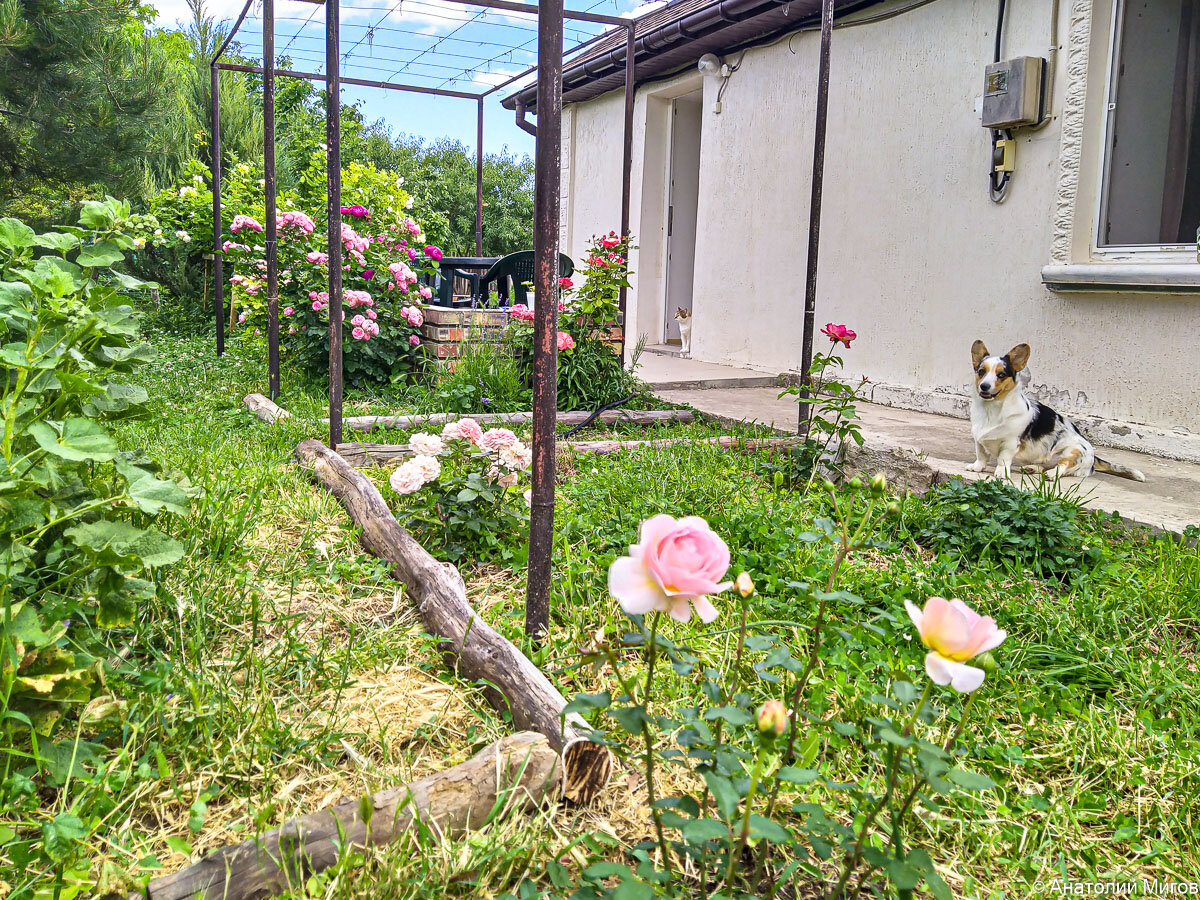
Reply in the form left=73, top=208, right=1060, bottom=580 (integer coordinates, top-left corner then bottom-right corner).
left=559, top=0, right=1200, bottom=445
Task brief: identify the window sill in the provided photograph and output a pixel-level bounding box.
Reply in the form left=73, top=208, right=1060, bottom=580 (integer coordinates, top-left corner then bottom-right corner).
left=1042, top=263, right=1200, bottom=294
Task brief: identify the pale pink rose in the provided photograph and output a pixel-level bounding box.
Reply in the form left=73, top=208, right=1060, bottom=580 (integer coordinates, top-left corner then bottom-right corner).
left=499, top=441, right=532, bottom=472
left=237, top=313, right=246, bottom=323
left=418, top=286, right=432, bottom=299
left=479, top=428, right=518, bottom=453
left=457, top=418, right=483, bottom=444
left=496, top=471, right=518, bottom=488
left=607, top=515, right=733, bottom=623
left=406, top=309, right=424, bottom=327
left=904, top=597, right=1006, bottom=694
left=387, top=281, right=396, bottom=291
left=409, top=432, right=444, bottom=457
left=410, top=454, right=441, bottom=483
left=441, top=421, right=463, bottom=441
left=523, top=488, right=533, bottom=507
left=389, top=461, right=426, bottom=495
left=352, top=314, right=365, bottom=326
left=409, top=335, right=420, bottom=347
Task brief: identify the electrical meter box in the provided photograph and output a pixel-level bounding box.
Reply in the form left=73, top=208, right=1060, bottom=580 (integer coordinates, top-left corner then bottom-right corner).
left=981, top=56, right=1046, bottom=128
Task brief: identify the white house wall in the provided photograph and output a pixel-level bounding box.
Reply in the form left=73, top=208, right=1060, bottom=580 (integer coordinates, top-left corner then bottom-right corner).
left=559, top=0, right=1200, bottom=443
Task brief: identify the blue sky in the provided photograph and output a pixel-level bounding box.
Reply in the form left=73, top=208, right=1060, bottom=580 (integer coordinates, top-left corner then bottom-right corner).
left=150, top=0, right=654, bottom=156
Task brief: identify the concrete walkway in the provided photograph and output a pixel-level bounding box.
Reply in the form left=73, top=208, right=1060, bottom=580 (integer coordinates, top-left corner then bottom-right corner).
left=647, top=361, right=1200, bottom=534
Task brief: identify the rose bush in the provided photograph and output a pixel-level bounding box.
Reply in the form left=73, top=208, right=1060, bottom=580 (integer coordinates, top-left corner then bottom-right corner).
left=385, top=420, right=531, bottom=563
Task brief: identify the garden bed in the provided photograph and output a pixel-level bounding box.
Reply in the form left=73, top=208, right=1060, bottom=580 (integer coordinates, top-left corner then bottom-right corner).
left=4, top=334, right=1198, bottom=898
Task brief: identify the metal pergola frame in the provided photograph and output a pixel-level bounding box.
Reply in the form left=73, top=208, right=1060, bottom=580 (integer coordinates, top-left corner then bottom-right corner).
left=209, top=0, right=638, bottom=637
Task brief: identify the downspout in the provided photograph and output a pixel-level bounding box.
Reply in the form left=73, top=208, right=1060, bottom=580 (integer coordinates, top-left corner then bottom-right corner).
left=515, top=97, right=538, bottom=136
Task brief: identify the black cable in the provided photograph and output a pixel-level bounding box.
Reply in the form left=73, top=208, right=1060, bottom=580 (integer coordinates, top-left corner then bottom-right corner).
left=987, top=0, right=1010, bottom=203
left=562, top=392, right=637, bottom=438
left=993, top=0, right=1006, bottom=62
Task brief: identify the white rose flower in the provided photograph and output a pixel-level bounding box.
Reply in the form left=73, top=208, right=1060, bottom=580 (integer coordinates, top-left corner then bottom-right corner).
left=389, top=461, right=426, bottom=495
left=410, top=454, right=441, bottom=483
left=409, top=432, right=444, bottom=457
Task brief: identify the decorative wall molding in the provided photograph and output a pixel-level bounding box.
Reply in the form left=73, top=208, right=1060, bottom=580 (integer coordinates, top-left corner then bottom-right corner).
left=1050, top=0, right=1095, bottom=264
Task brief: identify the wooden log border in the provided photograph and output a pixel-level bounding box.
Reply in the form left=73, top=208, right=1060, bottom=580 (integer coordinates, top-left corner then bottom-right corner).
left=294, top=439, right=612, bottom=804
left=330, top=407, right=693, bottom=434
left=337, top=435, right=804, bottom=468
left=244, top=392, right=292, bottom=424
left=135, top=732, right=560, bottom=900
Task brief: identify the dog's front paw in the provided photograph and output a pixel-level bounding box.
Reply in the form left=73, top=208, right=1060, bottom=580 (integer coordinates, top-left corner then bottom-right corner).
left=992, top=466, right=1012, bottom=480
left=966, top=460, right=986, bottom=472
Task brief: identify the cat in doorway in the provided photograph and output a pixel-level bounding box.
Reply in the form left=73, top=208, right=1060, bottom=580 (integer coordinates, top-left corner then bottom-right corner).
left=674, top=307, right=692, bottom=356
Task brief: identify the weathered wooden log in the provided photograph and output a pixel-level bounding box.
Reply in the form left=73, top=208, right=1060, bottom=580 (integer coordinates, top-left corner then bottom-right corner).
left=243, top=392, right=292, bottom=424
left=328, top=407, right=692, bottom=434
left=336, top=435, right=803, bottom=467
left=294, top=439, right=611, bottom=803
left=138, top=731, right=560, bottom=900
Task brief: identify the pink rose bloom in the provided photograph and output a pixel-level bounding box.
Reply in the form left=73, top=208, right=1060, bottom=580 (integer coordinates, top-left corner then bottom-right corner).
left=312, top=300, right=323, bottom=311
left=608, top=515, right=733, bottom=623
left=406, top=220, right=421, bottom=235
left=407, top=248, right=417, bottom=261
left=478, top=427, right=518, bottom=453
left=352, top=314, right=365, bottom=326
left=367, top=309, right=377, bottom=320
left=418, top=286, right=432, bottom=300
left=558, top=276, right=573, bottom=290
left=424, top=245, right=443, bottom=261
left=308, top=291, right=318, bottom=300
left=389, top=460, right=426, bottom=495
left=352, top=326, right=366, bottom=340
left=306, top=251, right=329, bottom=265
left=457, top=419, right=483, bottom=444
left=821, top=323, right=856, bottom=348
left=409, top=334, right=420, bottom=347
left=557, top=331, right=575, bottom=352
left=367, top=321, right=379, bottom=335
left=284, top=307, right=294, bottom=316
left=508, top=304, right=534, bottom=322
left=237, top=313, right=246, bottom=323
left=905, top=597, right=1006, bottom=693
left=407, top=309, right=423, bottom=327
left=288, top=325, right=296, bottom=334
left=387, top=281, right=396, bottom=291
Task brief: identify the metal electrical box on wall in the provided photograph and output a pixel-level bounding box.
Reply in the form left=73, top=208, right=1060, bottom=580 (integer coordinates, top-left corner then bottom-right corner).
left=981, top=57, right=1046, bottom=128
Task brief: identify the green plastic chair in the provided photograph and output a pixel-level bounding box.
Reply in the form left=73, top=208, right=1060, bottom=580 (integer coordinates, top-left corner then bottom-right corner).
left=469, top=251, right=574, bottom=307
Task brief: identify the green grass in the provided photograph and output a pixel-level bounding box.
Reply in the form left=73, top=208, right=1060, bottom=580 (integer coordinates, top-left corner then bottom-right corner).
left=6, top=333, right=1199, bottom=898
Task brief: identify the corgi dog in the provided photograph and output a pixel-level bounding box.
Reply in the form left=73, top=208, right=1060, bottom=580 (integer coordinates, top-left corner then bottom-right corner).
left=968, top=340, right=1145, bottom=482
left=674, top=307, right=692, bottom=356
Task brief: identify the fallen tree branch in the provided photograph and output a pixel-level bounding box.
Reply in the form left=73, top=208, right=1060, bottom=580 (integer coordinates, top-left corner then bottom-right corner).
left=244, top=393, right=292, bottom=424
left=337, top=435, right=803, bottom=468
left=137, top=731, right=560, bottom=900
left=294, top=439, right=611, bottom=803
left=330, top=408, right=692, bottom=434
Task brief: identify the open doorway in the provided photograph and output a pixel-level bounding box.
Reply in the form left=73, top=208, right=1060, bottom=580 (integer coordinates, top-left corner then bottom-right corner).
left=663, top=91, right=703, bottom=345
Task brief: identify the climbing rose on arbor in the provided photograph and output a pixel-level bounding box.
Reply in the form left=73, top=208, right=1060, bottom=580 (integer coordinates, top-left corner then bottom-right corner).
left=608, top=514, right=733, bottom=623
left=905, top=597, right=1006, bottom=693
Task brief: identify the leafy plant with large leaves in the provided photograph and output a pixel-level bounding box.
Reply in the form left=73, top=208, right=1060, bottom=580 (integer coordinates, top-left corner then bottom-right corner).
left=0, top=199, right=192, bottom=737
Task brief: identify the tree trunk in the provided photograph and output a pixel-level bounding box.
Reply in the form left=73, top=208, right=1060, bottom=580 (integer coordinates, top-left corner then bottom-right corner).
left=138, top=732, right=560, bottom=900
left=294, top=439, right=611, bottom=803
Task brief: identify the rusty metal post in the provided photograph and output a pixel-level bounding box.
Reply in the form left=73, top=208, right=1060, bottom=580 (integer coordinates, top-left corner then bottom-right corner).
left=263, top=0, right=280, bottom=399
left=525, top=0, right=564, bottom=640
left=476, top=96, right=485, bottom=256
left=798, top=0, right=835, bottom=433
left=327, top=0, right=344, bottom=448
left=211, top=63, right=225, bottom=357
left=618, top=22, right=635, bottom=359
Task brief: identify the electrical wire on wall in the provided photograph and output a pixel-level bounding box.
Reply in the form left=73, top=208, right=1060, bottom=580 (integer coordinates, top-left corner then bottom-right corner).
left=988, top=0, right=1011, bottom=203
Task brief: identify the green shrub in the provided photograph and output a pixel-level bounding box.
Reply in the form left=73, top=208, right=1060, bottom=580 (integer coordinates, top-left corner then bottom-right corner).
left=916, top=477, right=1102, bottom=579
left=433, top=332, right=530, bottom=414
left=0, top=200, right=192, bottom=736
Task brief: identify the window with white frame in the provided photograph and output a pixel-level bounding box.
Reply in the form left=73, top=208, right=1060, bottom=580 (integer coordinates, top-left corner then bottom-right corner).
left=1099, top=0, right=1200, bottom=248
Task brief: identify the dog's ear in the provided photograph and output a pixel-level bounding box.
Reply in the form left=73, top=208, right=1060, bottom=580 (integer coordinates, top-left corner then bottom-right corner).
left=971, top=340, right=988, bottom=368
left=1007, top=343, right=1031, bottom=373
